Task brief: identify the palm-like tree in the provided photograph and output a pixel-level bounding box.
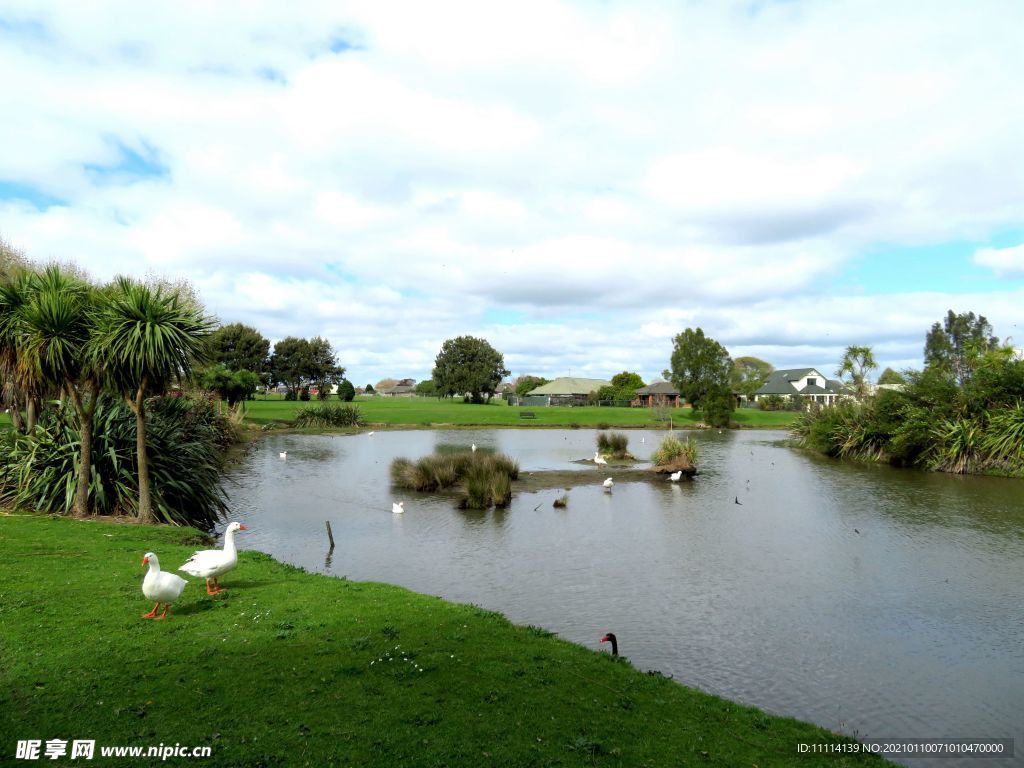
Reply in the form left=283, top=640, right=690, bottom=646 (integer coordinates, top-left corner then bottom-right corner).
left=0, top=269, right=47, bottom=432
left=836, top=345, right=878, bottom=401
left=18, top=266, right=102, bottom=515
left=90, top=277, right=214, bottom=523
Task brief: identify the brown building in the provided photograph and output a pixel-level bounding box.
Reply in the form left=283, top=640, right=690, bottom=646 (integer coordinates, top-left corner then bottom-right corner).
left=632, top=381, right=683, bottom=408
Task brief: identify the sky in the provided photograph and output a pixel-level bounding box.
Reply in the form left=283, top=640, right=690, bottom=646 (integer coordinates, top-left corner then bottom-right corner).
left=1, top=0, right=1023, bottom=388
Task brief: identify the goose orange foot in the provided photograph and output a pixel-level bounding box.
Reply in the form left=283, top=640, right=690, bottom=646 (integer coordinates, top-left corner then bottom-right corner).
left=205, top=579, right=226, bottom=595
left=142, top=603, right=162, bottom=618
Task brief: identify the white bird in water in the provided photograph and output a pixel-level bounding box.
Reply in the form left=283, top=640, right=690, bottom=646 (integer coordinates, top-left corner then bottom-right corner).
left=471, top=443, right=476, bottom=452
left=594, top=451, right=607, bottom=466
left=669, top=470, right=682, bottom=482
left=368, top=431, right=375, bottom=436
left=279, top=451, right=287, bottom=459
left=603, top=477, right=614, bottom=491
left=392, top=501, right=405, bottom=514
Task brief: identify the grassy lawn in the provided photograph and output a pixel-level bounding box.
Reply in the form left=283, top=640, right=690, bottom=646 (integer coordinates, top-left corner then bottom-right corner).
left=0, top=514, right=887, bottom=767
left=242, top=395, right=799, bottom=430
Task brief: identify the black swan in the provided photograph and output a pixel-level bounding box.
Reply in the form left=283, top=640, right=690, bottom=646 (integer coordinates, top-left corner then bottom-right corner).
left=600, top=632, right=618, bottom=656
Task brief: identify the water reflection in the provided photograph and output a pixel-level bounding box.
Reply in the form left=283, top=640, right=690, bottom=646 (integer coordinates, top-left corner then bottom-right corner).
left=225, top=428, right=1024, bottom=767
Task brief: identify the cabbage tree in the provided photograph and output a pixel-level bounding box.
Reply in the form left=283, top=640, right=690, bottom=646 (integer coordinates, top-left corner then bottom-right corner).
left=90, top=276, right=214, bottom=523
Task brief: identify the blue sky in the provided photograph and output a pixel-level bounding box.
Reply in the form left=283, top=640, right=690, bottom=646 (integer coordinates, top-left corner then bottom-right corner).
left=1, top=0, right=1023, bottom=386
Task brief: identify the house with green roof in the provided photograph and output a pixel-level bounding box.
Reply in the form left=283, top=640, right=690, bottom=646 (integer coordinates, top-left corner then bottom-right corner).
left=752, top=368, right=849, bottom=406
left=523, top=377, right=612, bottom=406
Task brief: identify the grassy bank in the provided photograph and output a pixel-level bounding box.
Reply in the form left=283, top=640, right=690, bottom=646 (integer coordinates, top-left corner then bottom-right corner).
left=0, top=515, right=886, bottom=767
left=241, top=396, right=799, bottom=430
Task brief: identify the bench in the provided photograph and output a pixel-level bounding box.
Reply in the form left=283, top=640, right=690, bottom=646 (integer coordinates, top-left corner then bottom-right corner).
left=519, top=411, right=536, bottom=419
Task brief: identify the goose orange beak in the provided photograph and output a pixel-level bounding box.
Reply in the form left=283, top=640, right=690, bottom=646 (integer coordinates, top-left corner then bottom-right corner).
left=141, top=555, right=149, bottom=566
left=239, top=524, right=248, bottom=530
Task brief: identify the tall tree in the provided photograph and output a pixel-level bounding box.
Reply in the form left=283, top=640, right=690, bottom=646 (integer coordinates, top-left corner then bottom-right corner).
left=730, top=356, right=774, bottom=400
left=877, top=367, right=906, bottom=385
left=836, top=345, right=878, bottom=401
left=269, top=337, right=313, bottom=396
left=432, top=335, right=510, bottom=403
left=309, top=336, right=345, bottom=399
left=199, top=364, right=260, bottom=409
left=18, top=266, right=104, bottom=515
left=208, top=323, right=270, bottom=378
left=91, top=276, right=214, bottom=523
left=0, top=269, right=46, bottom=431
left=664, top=327, right=733, bottom=409
left=598, top=371, right=646, bottom=403
left=337, top=379, right=356, bottom=401
left=924, top=310, right=1000, bottom=385
left=514, top=375, right=550, bottom=397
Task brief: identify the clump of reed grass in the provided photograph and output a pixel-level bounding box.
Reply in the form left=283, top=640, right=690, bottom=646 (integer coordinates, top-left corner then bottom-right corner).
left=652, top=435, right=698, bottom=466
left=390, top=450, right=520, bottom=508
left=553, top=494, right=569, bottom=508
left=596, top=431, right=630, bottom=458
left=293, top=404, right=364, bottom=428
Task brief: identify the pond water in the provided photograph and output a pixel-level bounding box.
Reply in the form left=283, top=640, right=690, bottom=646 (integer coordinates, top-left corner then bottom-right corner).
left=224, top=429, right=1024, bottom=767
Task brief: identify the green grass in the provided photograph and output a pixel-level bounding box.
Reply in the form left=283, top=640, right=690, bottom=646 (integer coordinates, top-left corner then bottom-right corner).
left=242, top=396, right=799, bottom=430
left=0, top=514, right=889, bottom=767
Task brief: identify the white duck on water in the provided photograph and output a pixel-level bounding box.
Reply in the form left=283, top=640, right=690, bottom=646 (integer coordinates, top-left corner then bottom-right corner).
left=141, top=552, right=188, bottom=620
left=179, top=522, right=247, bottom=595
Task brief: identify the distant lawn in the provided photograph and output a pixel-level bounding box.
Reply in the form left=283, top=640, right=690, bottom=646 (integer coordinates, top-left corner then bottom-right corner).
left=241, top=395, right=799, bottom=429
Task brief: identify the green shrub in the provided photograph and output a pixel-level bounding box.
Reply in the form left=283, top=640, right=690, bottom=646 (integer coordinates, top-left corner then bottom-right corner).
left=0, top=395, right=230, bottom=527
left=651, top=435, right=698, bottom=466
left=293, top=404, right=365, bottom=428
left=759, top=394, right=785, bottom=411
left=596, top=431, right=629, bottom=458
left=390, top=451, right=519, bottom=508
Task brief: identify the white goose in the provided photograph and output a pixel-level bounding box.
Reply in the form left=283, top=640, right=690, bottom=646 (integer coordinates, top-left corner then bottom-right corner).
left=141, top=552, right=188, bottom=620
left=179, top=522, right=247, bottom=595
left=392, top=501, right=405, bottom=514
left=669, top=470, right=682, bottom=482
left=279, top=451, right=287, bottom=459
left=593, top=451, right=607, bottom=466
left=603, top=477, right=614, bottom=491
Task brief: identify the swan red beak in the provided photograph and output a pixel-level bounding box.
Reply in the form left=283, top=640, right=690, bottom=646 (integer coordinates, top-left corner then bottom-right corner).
left=600, top=634, right=610, bottom=643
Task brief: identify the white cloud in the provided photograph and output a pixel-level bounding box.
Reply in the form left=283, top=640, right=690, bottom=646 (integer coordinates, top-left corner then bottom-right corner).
left=1, top=0, right=1023, bottom=384
left=973, top=244, right=1024, bottom=278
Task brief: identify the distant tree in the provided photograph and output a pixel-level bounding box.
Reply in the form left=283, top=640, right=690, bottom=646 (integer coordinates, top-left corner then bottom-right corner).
left=664, top=327, right=733, bottom=410
left=414, top=379, right=437, bottom=396
left=877, top=367, right=906, bottom=385
left=598, top=371, right=646, bottom=403
left=364, top=383, right=375, bottom=394
left=701, top=384, right=736, bottom=428
left=199, top=364, right=260, bottom=409
left=514, top=375, right=550, bottom=397
left=269, top=337, right=312, bottom=396
left=309, top=336, right=345, bottom=400
left=208, top=323, right=270, bottom=379
left=730, top=356, right=774, bottom=400
left=924, top=310, right=1000, bottom=385
left=337, top=379, right=356, bottom=401
left=836, top=345, right=878, bottom=401
left=432, top=335, right=510, bottom=403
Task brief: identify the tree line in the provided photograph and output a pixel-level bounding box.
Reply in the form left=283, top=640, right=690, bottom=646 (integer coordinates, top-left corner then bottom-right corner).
left=794, top=310, right=1024, bottom=475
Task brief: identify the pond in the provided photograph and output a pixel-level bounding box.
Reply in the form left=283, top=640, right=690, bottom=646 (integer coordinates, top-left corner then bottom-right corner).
left=224, top=429, right=1024, bottom=767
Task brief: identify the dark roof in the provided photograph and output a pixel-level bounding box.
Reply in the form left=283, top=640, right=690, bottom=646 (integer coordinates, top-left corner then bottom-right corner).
left=754, top=368, right=845, bottom=396
left=634, top=381, right=679, bottom=395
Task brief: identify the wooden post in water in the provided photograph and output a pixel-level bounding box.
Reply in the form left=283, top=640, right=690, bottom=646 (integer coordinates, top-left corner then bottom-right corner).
left=325, top=520, right=335, bottom=550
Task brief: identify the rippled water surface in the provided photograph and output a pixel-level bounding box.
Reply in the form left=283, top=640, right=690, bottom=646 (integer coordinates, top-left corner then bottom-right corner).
left=224, top=429, right=1024, bottom=766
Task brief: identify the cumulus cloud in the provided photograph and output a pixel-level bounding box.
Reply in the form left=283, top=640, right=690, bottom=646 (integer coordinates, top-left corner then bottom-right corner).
left=973, top=244, right=1024, bottom=278
left=1, top=0, right=1023, bottom=383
